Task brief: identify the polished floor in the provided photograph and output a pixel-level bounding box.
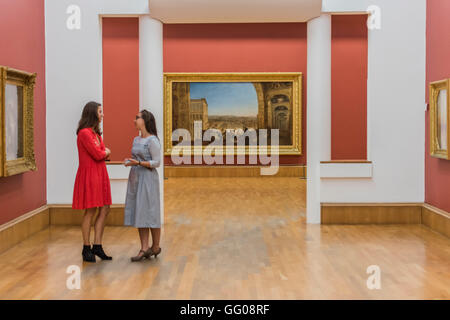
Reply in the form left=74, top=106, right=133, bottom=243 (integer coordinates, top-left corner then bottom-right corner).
left=0, top=178, right=449, bottom=299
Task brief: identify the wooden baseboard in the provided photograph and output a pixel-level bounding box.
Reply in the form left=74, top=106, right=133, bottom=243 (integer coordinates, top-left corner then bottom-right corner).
left=0, top=205, right=49, bottom=254
left=321, top=203, right=450, bottom=238
left=321, top=203, right=423, bottom=225
left=422, top=204, right=450, bottom=238
left=0, top=205, right=124, bottom=253
left=49, top=205, right=125, bottom=226
left=1, top=199, right=448, bottom=255
left=164, top=165, right=306, bottom=178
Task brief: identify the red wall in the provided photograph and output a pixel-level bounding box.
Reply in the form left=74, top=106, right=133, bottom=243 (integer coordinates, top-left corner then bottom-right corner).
left=331, top=15, right=368, bottom=160
left=163, top=23, right=307, bottom=166
left=425, top=0, right=450, bottom=212
left=102, top=18, right=140, bottom=161
left=0, top=0, right=46, bottom=225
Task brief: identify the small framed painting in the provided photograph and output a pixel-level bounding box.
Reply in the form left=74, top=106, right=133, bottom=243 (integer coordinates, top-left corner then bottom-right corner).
left=0, top=66, right=37, bottom=176
left=430, top=79, right=450, bottom=160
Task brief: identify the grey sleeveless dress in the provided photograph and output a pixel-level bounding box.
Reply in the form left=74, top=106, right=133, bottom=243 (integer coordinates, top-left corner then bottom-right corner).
left=124, top=135, right=161, bottom=228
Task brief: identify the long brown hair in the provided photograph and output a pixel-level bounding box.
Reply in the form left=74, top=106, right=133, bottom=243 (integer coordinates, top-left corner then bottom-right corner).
left=77, top=101, right=102, bottom=135
left=140, top=109, right=158, bottom=138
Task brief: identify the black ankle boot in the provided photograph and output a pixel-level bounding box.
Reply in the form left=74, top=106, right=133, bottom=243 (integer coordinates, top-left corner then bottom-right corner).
left=92, top=244, right=112, bottom=260
left=82, top=245, right=96, bottom=262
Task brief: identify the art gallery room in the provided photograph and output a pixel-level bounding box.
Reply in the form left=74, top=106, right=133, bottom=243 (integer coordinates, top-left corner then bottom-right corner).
left=0, top=0, right=449, bottom=302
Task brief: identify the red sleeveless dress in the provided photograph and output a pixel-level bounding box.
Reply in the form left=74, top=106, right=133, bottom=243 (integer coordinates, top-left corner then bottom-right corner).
left=72, top=128, right=112, bottom=209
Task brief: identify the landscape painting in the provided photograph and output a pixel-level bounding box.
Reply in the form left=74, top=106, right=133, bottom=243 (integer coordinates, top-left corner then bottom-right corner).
left=164, top=73, right=302, bottom=155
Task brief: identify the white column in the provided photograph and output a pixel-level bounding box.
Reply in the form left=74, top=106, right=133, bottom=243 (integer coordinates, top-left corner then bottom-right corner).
left=306, top=14, right=331, bottom=224
left=139, top=15, right=164, bottom=224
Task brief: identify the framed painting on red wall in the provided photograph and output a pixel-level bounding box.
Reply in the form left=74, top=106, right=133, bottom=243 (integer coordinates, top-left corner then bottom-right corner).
left=430, top=79, right=450, bottom=160
left=163, top=72, right=302, bottom=156
left=0, top=66, right=37, bottom=176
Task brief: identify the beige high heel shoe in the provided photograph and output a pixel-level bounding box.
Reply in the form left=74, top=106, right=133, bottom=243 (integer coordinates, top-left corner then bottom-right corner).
left=130, top=248, right=152, bottom=262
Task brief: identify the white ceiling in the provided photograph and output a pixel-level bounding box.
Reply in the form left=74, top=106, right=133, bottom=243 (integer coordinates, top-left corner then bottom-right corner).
left=149, top=0, right=322, bottom=23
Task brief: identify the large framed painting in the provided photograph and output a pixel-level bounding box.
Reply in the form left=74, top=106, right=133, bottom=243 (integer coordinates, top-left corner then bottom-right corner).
left=0, top=66, right=37, bottom=176
left=430, top=79, right=450, bottom=160
left=163, top=72, right=302, bottom=156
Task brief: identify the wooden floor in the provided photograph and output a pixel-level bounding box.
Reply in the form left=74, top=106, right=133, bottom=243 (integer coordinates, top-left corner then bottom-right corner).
left=0, top=178, right=449, bottom=299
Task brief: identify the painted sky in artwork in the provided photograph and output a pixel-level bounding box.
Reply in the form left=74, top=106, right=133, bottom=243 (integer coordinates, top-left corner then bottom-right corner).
left=189, top=82, right=258, bottom=117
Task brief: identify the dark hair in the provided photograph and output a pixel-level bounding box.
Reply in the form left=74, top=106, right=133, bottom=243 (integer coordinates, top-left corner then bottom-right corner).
left=140, top=109, right=158, bottom=138
left=77, top=101, right=102, bottom=135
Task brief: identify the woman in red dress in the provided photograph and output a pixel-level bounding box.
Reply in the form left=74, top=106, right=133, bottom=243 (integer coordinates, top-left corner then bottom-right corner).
left=73, top=101, right=113, bottom=262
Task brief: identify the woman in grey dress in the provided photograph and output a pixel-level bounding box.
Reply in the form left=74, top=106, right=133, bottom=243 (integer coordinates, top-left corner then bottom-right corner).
left=124, top=110, right=162, bottom=262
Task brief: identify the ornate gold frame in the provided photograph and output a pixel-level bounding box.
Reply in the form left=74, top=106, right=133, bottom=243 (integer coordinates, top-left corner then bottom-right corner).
left=429, top=79, right=450, bottom=160
left=163, top=72, right=302, bottom=156
left=0, top=66, right=37, bottom=176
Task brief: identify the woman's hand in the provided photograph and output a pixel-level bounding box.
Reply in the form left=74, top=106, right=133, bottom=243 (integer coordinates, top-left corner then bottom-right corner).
left=124, top=158, right=139, bottom=167
left=105, top=147, right=111, bottom=158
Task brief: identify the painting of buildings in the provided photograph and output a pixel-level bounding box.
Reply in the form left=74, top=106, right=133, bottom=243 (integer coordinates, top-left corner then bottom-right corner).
left=171, top=81, right=293, bottom=146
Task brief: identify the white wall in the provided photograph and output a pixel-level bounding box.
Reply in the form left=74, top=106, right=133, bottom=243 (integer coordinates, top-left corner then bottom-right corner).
left=316, top=0, right=426, bottom=205
left=45, top=0, right=150, bottom=205
left=307, top=14, right=331, bottom=224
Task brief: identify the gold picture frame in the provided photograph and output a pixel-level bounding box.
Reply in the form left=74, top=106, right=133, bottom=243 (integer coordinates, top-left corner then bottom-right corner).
left=430, top=79, right=450, bottom=160
left=163, top=72, right=302, bottom=156
left=0, top=66, right=37, bottom=176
